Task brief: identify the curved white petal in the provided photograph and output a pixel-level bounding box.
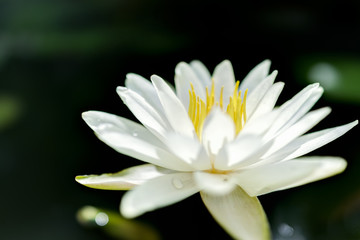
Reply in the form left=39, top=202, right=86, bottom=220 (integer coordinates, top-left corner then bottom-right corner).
left=246, top=70, right=278, bottom=119
left=212, top=60, right=236, bottom=105
left=125, top=73, right=167, bottom=121
left=281, top=120, right=358, bottom=161
left=175, top=62, right=206, bottom=107
left=82, top=110, right=163, bottom=145
left=120, top=172, right=199, bottom=218
left=278, top=86, right=324, bottom=133
left=262, top=107, right=331, bottom=158
left=151, top=75, right=196, bottom=138
left=262, top=120, right=358, bottom=164
left=249, top=81, right=284, bottom=120
left=240, top=109, right=280, bottom=137
left=216, top=134, right=271, bottom=170
left=190, top=60, right=212, bottom=86
left=194, top=171, right=237, bottom=195
left=164, top=133, right=211, bottom=170
left=201, top=187, right=270, bottom=240
left=117, top=87, right=169, bottom=139
left=202, top=108, right=235, bottom=156
left=239, top=59, right=271, bottom=94
left=82, top=111, right=193, bottom=171
left=174, top=75, right=190, bottom=110
left=263, top=83, right=320, bottom=140
left=234, top=156, right=347, bottom=197
left=75, top=164, right=168, bottom=190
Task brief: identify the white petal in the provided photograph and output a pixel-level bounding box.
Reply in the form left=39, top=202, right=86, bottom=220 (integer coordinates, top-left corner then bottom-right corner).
left=263, top=83, right=320, bottom=140
left=262, top=107, right=331, bottom=158
left=246, top=70, right=278, bottom=119
left=239, top=59, right=271, bottom=94
left=190, top=60, right=212, bottom=86
left=174, top=74, right=190, bottom=110
left=120, top=172, right=199, bottom=218
left=117, top=87, right=169, bottom=139
left=82, top=110, right=162, bottom=144
left=82, top=111, right=193, bottom=171
left=151, top=75, right=196, bottom=138
left=234, top=156, right=347, bottom=196
left=212, top=60, right=236, bottom=104
left=216, top=134, right=272, bottom=170
left=281, top=120, right=358, bottom=161
left=194, top=171, right=237, bottom=195
left=164, top=133, right=211, bottom=170
left=201, top=187, right=270, bottom=240
left=75, top=164, right=168, bottom=190
left=125, top=73, right=167, bottom=121
left=278, top=86, right=324, bottom=133
left=249, top=81, right=284, bottom=120
left=175, top=62, right=206, bottom=107
left=263, top=120, right=358, bottom=164
left=240, top=109, right=280, bottom=136
left=202, top=108, right=235, bottom=156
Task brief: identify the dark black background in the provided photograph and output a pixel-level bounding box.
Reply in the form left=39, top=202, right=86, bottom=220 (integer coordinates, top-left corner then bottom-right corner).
left=1, top=0, right=359, bottom=239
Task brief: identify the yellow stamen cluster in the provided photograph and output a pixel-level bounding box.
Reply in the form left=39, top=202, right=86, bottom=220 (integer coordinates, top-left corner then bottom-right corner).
left=188, top=79, right=248, bottom=139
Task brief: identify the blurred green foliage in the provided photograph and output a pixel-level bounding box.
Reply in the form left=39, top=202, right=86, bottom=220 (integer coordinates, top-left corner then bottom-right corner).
left=296, top=55, right=360, bottom=103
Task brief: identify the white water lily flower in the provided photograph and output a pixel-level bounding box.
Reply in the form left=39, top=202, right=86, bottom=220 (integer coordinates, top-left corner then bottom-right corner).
left=76, top=60, right=357, bottom=240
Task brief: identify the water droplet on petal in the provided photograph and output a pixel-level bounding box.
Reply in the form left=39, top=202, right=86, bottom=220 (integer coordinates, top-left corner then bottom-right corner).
left=97, top=123, right=113, bottom=131
left=172, top=178, right=184, bottom=189
left=132, top=132, right=138, bottom=137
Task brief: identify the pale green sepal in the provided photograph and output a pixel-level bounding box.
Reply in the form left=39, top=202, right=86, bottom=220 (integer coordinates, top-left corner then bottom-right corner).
left=75, top=164, right=167, bottom=190
left=201, top=187, right=270, bottom=240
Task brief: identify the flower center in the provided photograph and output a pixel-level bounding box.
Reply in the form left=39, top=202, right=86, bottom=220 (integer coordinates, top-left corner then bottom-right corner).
left=188, top=79, right=248, bottom=138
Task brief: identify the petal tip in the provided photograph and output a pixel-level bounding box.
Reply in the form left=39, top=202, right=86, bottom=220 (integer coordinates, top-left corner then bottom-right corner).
left=220, top=59, right=231, bottom=65
left=311, top=82, right=320, bottom=88
left=347, top=119, right=359, bottom=130
left=260, top=59, right=271, bottom=69
left=120, top=205, right=137, bottom=219
left=75, top=175, right=93, bottom=185
left=150, top=74, right=162, bottom=82
left=81, top=111, right=91, bottom=119
left=323, top=106, right=332, bottom=115
left=125, top=73, right=138, bottom=79
left=271, top=69, right=278, bottom=76
left=81, top=111, right=100, bottom=126
left=175, top=61, right=189, bottom=73
left=339, top=158, right=347, bottom=171
left=116, top=86, right=127, bottom=92
left=190, top=59, right=202, bottom=65
left=120, top=194, right=142, bottom=219
left=116, top=86, right=128, bottom=97
left=214, top=59, right=233, bottom=71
